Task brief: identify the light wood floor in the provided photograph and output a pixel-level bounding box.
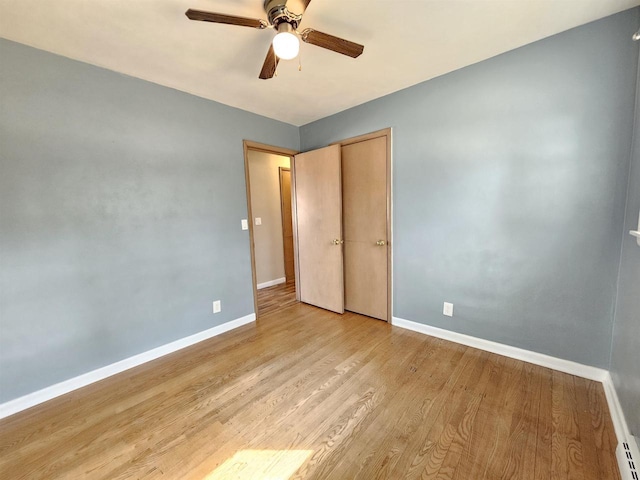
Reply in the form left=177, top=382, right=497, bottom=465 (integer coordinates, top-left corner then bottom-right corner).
left=257, top=279, right=297, bottom=317
left=0, top=303, right=620, bottom=479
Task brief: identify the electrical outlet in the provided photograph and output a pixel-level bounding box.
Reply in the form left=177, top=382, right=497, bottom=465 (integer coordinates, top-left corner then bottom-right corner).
left=241, top=219, right=248, bottom=230
left=255, top=217, right=262, bottom=226
left=443, top=302, right=454, bottom=317
left=213, top=300, right=221, bottom=314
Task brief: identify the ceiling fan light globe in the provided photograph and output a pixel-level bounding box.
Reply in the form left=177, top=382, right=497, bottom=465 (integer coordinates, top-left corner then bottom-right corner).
left=273, top=31, right=299, bottom=60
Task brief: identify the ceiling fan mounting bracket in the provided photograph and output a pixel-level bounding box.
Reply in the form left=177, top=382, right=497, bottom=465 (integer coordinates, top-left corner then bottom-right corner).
left=264, top=0, right=302, bottom=30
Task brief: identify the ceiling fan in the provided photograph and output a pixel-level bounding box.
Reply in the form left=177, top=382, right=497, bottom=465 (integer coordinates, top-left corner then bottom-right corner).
left=185, top=0, right=364, bottom=80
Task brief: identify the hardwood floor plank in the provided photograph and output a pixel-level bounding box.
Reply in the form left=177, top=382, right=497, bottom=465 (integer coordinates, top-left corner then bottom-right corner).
left=434, top=392, right=484, bottom=480
left=497, top=363, right=542, bottom=480
left=589, top=380, right=620, bottom=479
left=399, top=350, right=492, bottom=478
left=298, top=333, right=443, bottom=479
left=468, top=358, right=526, bottom=480
left=257, top=280, right=298, bottom=317
left=575, top=377, right=620, bottom=480
left=534, top=367, right=553, bottom=479
left=322, top=338, right=463, bottom=479
left=551, top=371, right=586, bottom=480
left=448, top=354, right=502, bottom=479
left=2, top=311, right=332, bottom=477
left=0, top=304, right=621, bottom=479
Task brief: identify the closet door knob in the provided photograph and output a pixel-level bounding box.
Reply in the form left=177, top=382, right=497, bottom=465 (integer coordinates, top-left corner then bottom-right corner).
left=332, top=239, right=341, bottom=245
left=376, top=240, right=386, bottom=246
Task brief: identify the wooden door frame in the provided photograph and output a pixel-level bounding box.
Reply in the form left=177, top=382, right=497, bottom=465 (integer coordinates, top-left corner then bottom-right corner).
left=243, top=140, right=298, bottom=317
left=331, top=128, right=393, bottom=322
left=290, top=152, right=301, bottom=302
left=278, top=167, right=293, bottom=283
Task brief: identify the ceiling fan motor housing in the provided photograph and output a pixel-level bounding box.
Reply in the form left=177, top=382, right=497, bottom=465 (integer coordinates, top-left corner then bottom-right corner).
left=263, top=0, right=303, bottom=29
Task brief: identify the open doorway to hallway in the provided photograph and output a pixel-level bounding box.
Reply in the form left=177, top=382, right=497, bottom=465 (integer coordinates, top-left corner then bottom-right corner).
left=243, top=142, right=298, bottom=318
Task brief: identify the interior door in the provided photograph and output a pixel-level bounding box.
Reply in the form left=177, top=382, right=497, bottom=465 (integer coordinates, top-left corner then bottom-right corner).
left=279, top=167, right=295, bottom=283
left=293, top=144, right=344, bottom=313
left=342, top=136, right=389, bottom=320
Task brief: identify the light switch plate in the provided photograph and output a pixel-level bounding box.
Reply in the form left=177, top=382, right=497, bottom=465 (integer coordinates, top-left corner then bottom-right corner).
left=241, top=219, right=248, bottom=230
left=213, top=300, right=221, bottom=314
left=255, top=217, right=262, bottom=226
left=443, top=302, right=454, bottom=317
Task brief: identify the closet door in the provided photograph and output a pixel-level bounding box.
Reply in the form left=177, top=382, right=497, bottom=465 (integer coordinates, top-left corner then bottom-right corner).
left=342, top=136, right=389, bottom=321
left=293, top=145, right=344, bottom=314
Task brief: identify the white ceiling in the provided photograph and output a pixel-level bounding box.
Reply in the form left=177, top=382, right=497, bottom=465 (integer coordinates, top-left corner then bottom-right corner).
left=1, top=0, right=638, bottom=126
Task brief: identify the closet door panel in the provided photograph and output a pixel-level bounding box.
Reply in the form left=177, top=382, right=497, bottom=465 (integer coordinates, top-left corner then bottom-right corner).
left=293, top=145, right=344, bottom=314
left=342, top=136, right=388, bottom=320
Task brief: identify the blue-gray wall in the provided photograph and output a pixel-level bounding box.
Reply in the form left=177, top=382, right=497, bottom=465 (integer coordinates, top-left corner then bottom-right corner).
left=0, top=39, right=299, bottom=402
left=300, top=9, right=639, bottom=368
left=610, top=46, right=640, bottom=437
left=1, top=9, right=639, bottom=406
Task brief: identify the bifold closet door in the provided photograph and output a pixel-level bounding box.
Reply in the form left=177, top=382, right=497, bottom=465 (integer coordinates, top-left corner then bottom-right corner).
left=293, top=144, right=344, bottom=314
left=342, top=136, right=389, bottom=321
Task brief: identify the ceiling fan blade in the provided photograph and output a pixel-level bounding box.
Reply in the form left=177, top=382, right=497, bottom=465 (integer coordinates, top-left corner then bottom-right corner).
left=300, top=29, right=364, bottom=58
left=185, top=9, right=267, bottom=29
left=259, top=44, right=280, bottom=80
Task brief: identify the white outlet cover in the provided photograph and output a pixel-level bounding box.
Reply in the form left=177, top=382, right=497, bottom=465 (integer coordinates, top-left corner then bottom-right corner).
left=443, top=302, right=454, bottom=317
left=255, top=217, right=262, bottom=226
left=213, top=300, right=221, bottom=314
left=241, top=219, right=248, bottom=230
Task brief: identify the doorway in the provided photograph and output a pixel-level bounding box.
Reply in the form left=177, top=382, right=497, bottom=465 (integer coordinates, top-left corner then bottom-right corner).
left=243, top=129, right=391, bottom=321
left=243, top=141, right=299, bottom=318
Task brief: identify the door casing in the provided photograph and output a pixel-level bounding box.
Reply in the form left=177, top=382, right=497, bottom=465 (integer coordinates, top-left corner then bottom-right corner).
left=279, top=167, right=295, bottom=283
left=243, top=140, right=298, bottom=317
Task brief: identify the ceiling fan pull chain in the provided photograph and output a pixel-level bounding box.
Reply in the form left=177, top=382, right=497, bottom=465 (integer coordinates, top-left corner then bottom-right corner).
left=299, top=50, right=302, bottom=72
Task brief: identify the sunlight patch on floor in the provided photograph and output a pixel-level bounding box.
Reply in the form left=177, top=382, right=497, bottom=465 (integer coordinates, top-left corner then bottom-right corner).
left=204, top=449, right=313, bottom=480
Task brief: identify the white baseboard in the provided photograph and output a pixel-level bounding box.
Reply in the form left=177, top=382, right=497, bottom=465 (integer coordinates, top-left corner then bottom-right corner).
left=391, top=316, right=639, bottom=460
left=3, top=311, right=632, bottom=459
left=601, top=372, right=632, bottom=443
left=603, top=374, right=637, bottom=480
left=257, top=277, right=286, bottom=290
left=391, top=316, right=608, bottom=382
left=0, top=313, right=256, bottom=420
